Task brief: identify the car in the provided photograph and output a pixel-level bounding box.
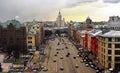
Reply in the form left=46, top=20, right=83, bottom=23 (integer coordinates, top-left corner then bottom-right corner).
left=67, top=53, right=70, bottom=55
left=43, top=67, right=48, bottom=71
left=41, top=65, right=44, bottom=69
left=54, top=54, right=57, bottom=56
left=53, top=59, right=56, bottom=62
left=96, top=69, right=99, bottom=73
left=58, top=42, right=60, bottom=45
left=65, top=47, right=68, bottom=49
left=60, top=56, right=63, bottom=59
left=85, top=63, right=89, bottom=67
left=31, top=67, right=39, bottom=72
left=80, top=60, right=83, bottom=63
left=83, top=59, right=86, bottom=62
left=60, top=67, right=64, bottom=70
left=77, top=55, right=79, bottom=57
left=90, top=64, right=94, bottom=68
left=56, top=52, right=59, bottom=54
left=75, top=64, right=79, bottom=68
left=88, top=61, right=93, bottom=65
left=73, top=57, right=76, bottom=59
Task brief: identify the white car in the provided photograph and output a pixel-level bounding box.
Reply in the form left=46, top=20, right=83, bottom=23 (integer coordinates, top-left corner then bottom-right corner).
left=85, top=64, right=89, bottom=67
left=81, top=60, right=83, bottom=63
left=75, top=64, right=79, bottom=68
left=43, top=67, right=48, bottom=71
left=77, top=55, right=79, bottom=57
left=60, top=56, right=63, bottom=59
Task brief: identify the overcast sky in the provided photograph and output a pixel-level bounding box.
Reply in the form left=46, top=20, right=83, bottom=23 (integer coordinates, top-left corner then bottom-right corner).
left=0, top=0, right=120, bottom=22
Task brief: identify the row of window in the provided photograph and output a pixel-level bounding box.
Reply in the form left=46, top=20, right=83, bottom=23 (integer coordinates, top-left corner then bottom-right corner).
left=28, top=41, right=32, bottom=43
left=108, top=50, right=120, bottom=55
left=108, top=56, right=120, bottom=62
left=32, top=27, right=39, bottom=29
left=100, top=37, right=120, bottom=42
left=28, top=37, right=32, bottom=39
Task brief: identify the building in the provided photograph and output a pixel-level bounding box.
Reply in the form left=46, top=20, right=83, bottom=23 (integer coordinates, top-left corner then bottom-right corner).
left=25, top=21, right=44, bottom=49
left=88, top=29, right=102, bottom=57
left=27, top=29, right=36, bottom=49
left=108, top=16, right=120, bottom=30
left=98, top=30, right=120, bottom=70
left=56, top=10, right=65, bottom=27
left=0, top=20, right=27, bottom=53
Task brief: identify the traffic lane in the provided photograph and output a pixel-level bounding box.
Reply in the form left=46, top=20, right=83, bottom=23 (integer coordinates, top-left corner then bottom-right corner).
left=60, top=39, right=78, bottom=73
left=64, top=37, right=95, bottom=73
left=40, top=40, right=56, bottom=73
left=60, top=45, right=72, bottom=73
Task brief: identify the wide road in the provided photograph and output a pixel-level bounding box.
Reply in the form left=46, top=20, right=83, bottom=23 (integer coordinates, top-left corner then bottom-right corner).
left=40, top=37, right=95, bottom=73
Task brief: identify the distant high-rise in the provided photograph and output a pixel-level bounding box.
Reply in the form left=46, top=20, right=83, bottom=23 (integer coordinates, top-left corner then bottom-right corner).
left=56, top=10, right=65, bottom=27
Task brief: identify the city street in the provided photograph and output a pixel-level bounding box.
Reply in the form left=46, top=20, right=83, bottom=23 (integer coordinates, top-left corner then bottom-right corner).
left=40, top=37, right=95, bottom=73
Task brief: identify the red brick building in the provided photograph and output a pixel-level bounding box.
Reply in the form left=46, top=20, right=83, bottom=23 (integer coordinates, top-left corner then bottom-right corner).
left=88, top=29, right=102, bottom=57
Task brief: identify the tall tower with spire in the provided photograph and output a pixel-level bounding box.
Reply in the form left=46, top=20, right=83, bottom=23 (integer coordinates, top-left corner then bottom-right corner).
left=56, top=10, right=65, bottom=27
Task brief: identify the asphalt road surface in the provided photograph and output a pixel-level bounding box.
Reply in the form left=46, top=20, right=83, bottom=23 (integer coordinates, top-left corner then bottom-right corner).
left=40, top=37, right=95, bottom=73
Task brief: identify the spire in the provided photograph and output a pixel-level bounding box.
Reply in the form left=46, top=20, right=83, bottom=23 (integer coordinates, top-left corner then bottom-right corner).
left=59, top=9, right=61, bottom=15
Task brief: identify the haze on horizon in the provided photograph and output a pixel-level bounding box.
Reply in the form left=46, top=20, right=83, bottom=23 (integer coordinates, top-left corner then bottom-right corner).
left=0, top=0, right=120, bottom=22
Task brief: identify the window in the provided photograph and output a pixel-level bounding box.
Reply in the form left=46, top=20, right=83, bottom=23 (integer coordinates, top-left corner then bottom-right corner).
left=28, top=41, right=32, bottom=43
left=28, top=37, right=32, bottom=39
left=108, top=50, right=112, bottom=54
left=108, top=38, right=112, bottom=42
left=115, top=57, right=120, bottom=61
left=108, top=56, right=111, bottom=61
left=115, top=38, right=120, bottom=42
left=108, top=44, right=111, bottom=48
left=115, top=50, right=120, bottom=55
left=115, top=63, right=120, bottom=69
left=104, top=49, right=105, bottom=53
left=108, top=63, right=111, bottom=68
left=115, top=44, right=120, bottom=48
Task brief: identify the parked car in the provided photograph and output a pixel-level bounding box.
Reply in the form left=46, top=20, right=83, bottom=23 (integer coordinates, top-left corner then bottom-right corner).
left=43, top=67, right=48, bottom=71
left=80, top=60, right=83, bottom=63
left=85, top=63, right=89, bottom=67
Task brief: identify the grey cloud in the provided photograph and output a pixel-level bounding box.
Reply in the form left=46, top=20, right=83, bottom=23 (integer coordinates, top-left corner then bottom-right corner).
left=103, top=0, right=120, bottom=3
left=65, top=0, right=98, bottom=7
left=0, top=0, right=64, bottom=22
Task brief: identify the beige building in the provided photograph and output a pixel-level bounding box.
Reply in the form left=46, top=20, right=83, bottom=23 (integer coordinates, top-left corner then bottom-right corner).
left=25, top=21, right=44, bottom=49
left=98, top=30, right=120, bottom=70
left=27, top=29, right=36, bottom=49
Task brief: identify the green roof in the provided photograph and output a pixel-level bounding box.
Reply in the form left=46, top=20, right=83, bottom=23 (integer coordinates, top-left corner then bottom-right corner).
left=2, top=20, right=23, bottom=28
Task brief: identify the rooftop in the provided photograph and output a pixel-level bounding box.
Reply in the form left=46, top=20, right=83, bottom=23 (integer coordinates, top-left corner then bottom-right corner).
left=1, top=20, right=23, bottom=28
left=99, top=30, right=120, bottom=37
left=88, top=29, right=102, bottom=37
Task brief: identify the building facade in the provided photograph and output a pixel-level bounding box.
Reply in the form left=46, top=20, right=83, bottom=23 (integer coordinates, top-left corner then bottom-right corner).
left=27, top=29, right=36, bottom=49
left=98, top=30, right=120, bottom=70
left=0, top=20, right=27, bottom=53
left=88, top=29, right=102, bottom=57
